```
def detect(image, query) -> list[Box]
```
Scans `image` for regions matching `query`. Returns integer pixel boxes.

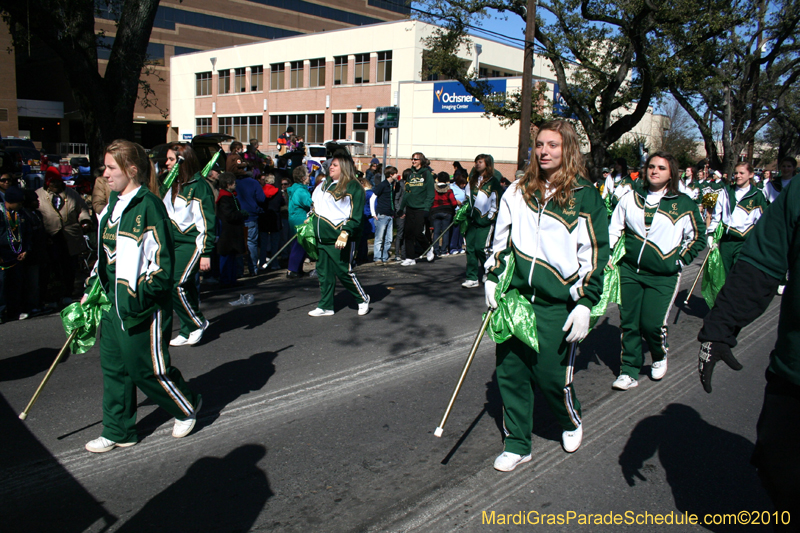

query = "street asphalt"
[0,252,780,532]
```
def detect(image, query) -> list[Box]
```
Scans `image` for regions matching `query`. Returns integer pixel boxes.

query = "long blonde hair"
[330,156,360,199]
[518,120,585,207]
[105,139,158,194]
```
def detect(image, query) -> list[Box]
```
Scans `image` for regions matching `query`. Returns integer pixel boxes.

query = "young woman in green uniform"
[609,152,706,391]
[461,154,504,289]
[307,155,370,317]
[484,120,609,471]
[707,162,768,275]
[162,144,216,347]
[84,140,201,453]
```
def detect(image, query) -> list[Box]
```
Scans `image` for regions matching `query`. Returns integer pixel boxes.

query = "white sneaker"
[426,247,435,262]
[173,397,202,438]
[85,436,136,453]
[461,279,480,289]
[562,424,583,453]
[482,274,488,283]
[358,300,370,316]
[401,259,416,266]
[185,319,210,346]
[651,358,668,380]
[170,335,189,347]
[18,313,29,320]
[493,451,532,472]
[308,308,334,317]
[778,285,785,295]
[612,374,638,390]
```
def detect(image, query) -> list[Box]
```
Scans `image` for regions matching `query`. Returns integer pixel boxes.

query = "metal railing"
[58,143,89,156]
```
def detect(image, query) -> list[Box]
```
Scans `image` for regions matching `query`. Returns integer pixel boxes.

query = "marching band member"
[484,120,609,471]
[609,152,705,391]
[462,154,504,288]
[85,140,200,453]
[707,162,768,275]
[162,144,216,347]
[307,155,370,317]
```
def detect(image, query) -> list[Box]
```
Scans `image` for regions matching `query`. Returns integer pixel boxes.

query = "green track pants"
[618,263,681,379]
[173,244,206,336]
[316,242,369,311]
[99,306,200,443]
[496,301,581,456]
[464,224,493,281]
[719,238,744,275]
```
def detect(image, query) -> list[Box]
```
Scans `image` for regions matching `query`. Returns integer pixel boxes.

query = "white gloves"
[485,279,498,309]
[562,305,591,343]
[707,235,718,250]
[335,231,349,249]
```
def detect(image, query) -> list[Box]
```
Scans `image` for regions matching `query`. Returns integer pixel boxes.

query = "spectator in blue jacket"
[235,173,265,276]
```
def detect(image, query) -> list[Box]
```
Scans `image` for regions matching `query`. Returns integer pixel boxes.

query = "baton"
[260,234,297,270]
[418,219,459,260]
[684,251,712,305]
[434,309,494,437]
[19,330,78,420]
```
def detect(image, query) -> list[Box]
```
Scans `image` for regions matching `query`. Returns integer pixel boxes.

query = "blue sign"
[182,133,193,140]
[433,80,506,113]
[553,83,579,120]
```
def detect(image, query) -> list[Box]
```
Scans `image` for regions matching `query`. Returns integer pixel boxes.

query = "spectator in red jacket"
[430,172,460,257]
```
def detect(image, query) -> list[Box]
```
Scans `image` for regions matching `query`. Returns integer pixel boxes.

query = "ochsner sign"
[433,80,507,113]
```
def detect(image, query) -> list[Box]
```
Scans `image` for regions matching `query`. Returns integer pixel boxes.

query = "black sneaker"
[286,270,303,279]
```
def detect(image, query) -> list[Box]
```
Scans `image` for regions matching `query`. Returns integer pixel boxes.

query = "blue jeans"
[259,231,282,269]
[245,220,259,273]
[431,212,453,255]
[373,215,393,262]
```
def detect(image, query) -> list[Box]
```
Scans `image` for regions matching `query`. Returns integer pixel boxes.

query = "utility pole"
[516,0,537,170]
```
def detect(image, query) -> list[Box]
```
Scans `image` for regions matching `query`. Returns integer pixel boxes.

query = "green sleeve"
[142,199,176,302]
[576,186,610,309]
[424,168,435,210]
[740,179,798,279]
[679,199,707,266]
[342,181,365,237]
[198,179,217,257]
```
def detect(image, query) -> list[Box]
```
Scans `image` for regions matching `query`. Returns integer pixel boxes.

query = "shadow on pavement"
[0,347,63,382]
[619,403,772,532]
[115,444,272,533]
[0,394,117,532]
[200,299,281,345]
[673,288,711,322]
[136,348,282,440]
[576,316,621,374]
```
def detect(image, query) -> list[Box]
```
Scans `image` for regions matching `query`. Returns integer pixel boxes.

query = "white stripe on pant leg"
[177,285,203,328]
[347,243,369,303]
[659,272,682,357]
[179,249,201,284]
[151,310,193,416]
[563,342,581,427]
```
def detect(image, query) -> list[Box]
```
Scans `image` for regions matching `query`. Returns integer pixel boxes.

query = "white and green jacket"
[465,171,504,228]
[163,172,216,257]
[311,177,365,245]
[485,179,610,309]
[609,184,706,276]
[87,187,174,330]
[707,183,768,242]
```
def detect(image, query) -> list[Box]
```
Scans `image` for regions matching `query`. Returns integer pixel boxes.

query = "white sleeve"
[603,175,614,199]
[488,191,498,220]
[607,194,627,249]
[369,192,377,217]
[488,193,511,255]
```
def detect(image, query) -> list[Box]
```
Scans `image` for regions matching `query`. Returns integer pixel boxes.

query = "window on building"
[270,114,325,144]
[270,63,285,90]
[251,65,263,91]
[220,116,263,142]
[196,72,212,96]
[374,127,389,145]
[354,54,370,84]
[290,61,304,89]
[196,117,213,135]
[332,113,347,140]
[353,112,369,131]
[234,68,247,92]
[377,51,392,82]
[218,70,231,94]
[309,58,325,87]
[333,56,348,86]
[478,67,488,78]
[491,69,500,78]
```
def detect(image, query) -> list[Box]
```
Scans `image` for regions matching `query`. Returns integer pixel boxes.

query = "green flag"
[296,217,319,261]
[590,233,626,328]
[60,279,111,355]
[159,158,183,197]
[452,202,471,233]
[701,223,726,309]
[200,151,222,178]
[484,253,540,351]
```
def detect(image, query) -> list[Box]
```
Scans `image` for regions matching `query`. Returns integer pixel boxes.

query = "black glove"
[698,342,743,393]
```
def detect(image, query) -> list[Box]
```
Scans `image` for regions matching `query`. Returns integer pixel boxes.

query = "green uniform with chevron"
[163,172,216,340]
[308,162,369,316]
[463,155,504,285]
[609,165,705,390]
[707,179,767,275]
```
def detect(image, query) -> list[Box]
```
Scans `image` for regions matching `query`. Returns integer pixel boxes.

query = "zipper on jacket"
[527,196,548,303]
[635,195,652,273]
